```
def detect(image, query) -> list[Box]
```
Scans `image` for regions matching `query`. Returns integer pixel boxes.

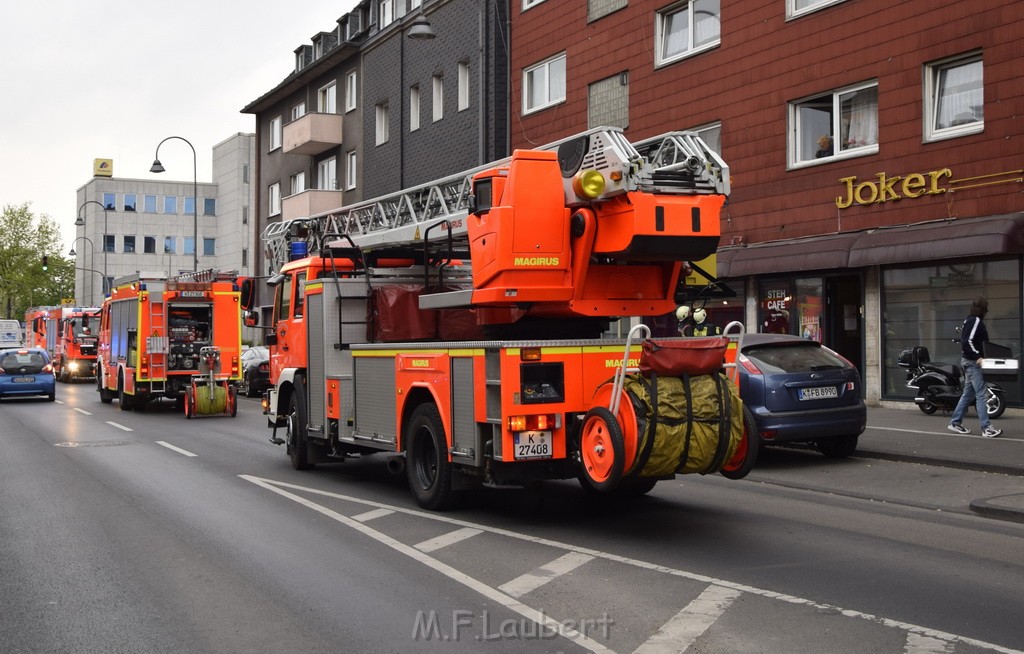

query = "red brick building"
[508,0,1024,406]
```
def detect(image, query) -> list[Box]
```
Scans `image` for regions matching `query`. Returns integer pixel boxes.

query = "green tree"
[0,203,73,320]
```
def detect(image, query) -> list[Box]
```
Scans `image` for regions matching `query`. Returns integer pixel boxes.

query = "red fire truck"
[255,128,755,509]
[24,305,101,381]
[97,270,242,411]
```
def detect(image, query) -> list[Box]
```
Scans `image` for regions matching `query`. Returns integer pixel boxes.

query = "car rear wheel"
[818,434,858,459]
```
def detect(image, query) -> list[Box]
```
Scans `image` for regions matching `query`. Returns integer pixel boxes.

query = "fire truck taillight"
[140,356,149,377]
[520,348,541,361]
[508,414,557,432]
[231,356,239,375]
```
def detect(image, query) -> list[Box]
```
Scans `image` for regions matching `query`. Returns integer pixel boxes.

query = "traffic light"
[42,255,48,271]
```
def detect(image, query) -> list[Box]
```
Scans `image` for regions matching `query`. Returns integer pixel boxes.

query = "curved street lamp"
[69,235,97,305]
[75,200,109,296]
[151,136,198,273]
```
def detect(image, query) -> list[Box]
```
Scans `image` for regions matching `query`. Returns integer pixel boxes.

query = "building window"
[924,52,983,143]
[345,71,357,112]
[102,234,114,252]
[164,237,175,254]
[587,73,629,130]
[144,236,156,254]
[124,194,137,212]
[318,81,337,114]
[319,157,337,190]
[242,248,248,268]
[290,171,306,195]
[376,103,389,145]
[655,0,720,67]
[346,150,357,189]
[291,101,306,120]
[242,206,249,225]
[789,81,878,167]
[269,116,282,151]
[184,196,195,216]
[379,0,394,28]
[242,164,249,184]
[184,237,195,256]
[432,75,444,122]
[787,0,847,19]
[203,238,215,256]
[122,235,136,253]
[523,0,548,9]
[458,62,470,111]
[204,198,216,216]
[144,195,157,213]
[103,193,116,210]
[269,183,281,216]
[689,122,722,154]
[410,85,420,132]
[523,53,566,114]
[163,196,177,214]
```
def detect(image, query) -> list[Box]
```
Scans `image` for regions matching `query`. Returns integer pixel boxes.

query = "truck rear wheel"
[406,403,459,510]
[287,382,313,470]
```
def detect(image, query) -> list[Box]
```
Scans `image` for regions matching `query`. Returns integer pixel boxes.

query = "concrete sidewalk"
[857,403,1024,522]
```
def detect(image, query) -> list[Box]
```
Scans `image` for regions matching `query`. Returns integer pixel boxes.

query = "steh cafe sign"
[836,168,951,208]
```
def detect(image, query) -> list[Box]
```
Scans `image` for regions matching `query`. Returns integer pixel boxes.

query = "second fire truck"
[255,127,756,509]
[24,305,101,381]
[97,270,242,411]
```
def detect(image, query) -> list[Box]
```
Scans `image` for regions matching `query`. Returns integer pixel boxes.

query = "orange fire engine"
[97,270,242,410]
[24,305,101,381]
[255,128,755,509]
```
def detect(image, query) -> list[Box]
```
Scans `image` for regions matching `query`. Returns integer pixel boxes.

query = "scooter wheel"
[918,401,938,415]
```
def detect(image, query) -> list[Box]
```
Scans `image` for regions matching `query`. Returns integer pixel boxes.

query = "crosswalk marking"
[905,632,955,654]
[633,584,741,654]
[498,551,595,598]
[352,508,394,522]
[414,526,481,552]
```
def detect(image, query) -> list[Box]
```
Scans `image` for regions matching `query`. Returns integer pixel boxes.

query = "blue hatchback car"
[737,334,866,458]
[0,348,56,402]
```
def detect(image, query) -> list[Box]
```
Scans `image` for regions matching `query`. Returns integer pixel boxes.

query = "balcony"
[283,112,343,156]
[282,189,344,221]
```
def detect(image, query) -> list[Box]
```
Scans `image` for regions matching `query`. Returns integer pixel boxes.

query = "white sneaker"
[982,426,1002,438]
[948,423,970,434]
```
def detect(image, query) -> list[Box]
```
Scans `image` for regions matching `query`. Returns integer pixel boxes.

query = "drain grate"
[55,440,139,448]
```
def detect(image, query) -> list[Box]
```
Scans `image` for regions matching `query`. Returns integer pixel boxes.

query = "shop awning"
[715,213,1024,276]
[848,213,1024,267]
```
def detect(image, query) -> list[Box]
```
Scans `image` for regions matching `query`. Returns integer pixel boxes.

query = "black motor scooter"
[897,346,1006,419]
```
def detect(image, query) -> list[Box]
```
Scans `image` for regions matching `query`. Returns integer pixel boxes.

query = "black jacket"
[960,315,989,359]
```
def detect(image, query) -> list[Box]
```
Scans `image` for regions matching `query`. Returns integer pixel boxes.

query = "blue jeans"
[951,359,989,429]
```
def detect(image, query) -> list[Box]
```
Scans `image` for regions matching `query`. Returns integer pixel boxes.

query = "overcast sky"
[0,0,358,249]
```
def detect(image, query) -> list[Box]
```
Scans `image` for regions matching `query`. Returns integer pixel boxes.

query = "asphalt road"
[1,383,1022,654]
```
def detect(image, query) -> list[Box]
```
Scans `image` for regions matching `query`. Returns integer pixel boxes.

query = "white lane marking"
[905,632,956,654]
[498,551,594,598]
[352,508,394,523]
[73,407,92,415]
[155,441,198,458]
[415,526,482,553]
[865,425,1024,443]
[240,475,1024,654]
[106,421,133,432]
[240,475,614,654]
[633,584,741,654]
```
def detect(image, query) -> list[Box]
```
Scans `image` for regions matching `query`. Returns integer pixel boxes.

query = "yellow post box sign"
[93,159,113,177]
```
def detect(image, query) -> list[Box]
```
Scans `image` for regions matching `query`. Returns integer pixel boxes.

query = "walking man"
[949,297,1002,437]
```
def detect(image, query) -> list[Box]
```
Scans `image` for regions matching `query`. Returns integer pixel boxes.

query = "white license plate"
[799,386,838,400]
[12,376,34,383]
[513,431,552,460]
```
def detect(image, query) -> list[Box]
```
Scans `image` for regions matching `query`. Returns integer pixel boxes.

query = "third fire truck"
[25,305,101,381]
[97,270,242,411]
[256,127,756,509]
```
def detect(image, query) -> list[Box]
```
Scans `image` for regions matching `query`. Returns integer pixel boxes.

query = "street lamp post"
[75,200,109,297]
[69,235,97,305]
[151,136,198,273]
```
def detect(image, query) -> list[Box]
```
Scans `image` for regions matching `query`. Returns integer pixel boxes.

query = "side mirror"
[240,278,256,311]
[264,333,278,347]
[243,310,258,328]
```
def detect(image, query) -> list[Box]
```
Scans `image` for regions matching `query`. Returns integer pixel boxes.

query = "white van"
[0,319,24,349]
